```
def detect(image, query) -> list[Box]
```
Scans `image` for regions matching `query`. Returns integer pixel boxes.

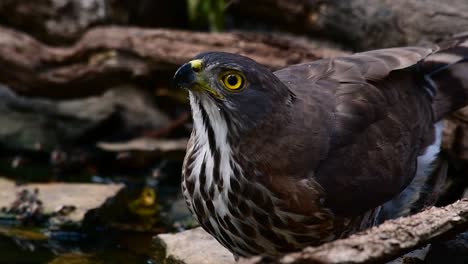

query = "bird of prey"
[173,35,468,257]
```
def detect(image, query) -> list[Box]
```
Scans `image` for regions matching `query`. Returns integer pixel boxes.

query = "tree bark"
[0,0,189,45]
[230,0,468,50]
[241,199,468,264]
[0,25,345,99]
[4,1,468,53]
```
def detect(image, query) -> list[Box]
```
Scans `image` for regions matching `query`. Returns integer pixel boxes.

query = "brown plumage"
[173,34,468,257]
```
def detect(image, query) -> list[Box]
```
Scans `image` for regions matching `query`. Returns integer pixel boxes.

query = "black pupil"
[227,75,239,86]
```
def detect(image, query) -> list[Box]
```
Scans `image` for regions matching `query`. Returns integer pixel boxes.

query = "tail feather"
[419,34,468,120]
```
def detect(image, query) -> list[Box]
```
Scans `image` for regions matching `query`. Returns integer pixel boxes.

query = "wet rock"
[27,182,124,223]
[2,188,45,225]
[0,178,16,208]
[165,198,198,230]
[0,84,169,152]
[154,227,235,264]
[0,177,124,224]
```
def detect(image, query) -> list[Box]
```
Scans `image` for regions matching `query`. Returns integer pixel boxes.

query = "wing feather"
[274,47,436,215]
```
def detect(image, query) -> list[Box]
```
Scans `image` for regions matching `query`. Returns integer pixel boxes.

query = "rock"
[154,227,235,264]
[0,177,124,224]
[97,138,188,153]
[165,198,198,230]
[0,84,169,152]
[27,183,124,223]
[0,178,16,208]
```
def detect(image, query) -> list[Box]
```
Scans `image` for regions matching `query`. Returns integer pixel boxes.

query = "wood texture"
[0,0,188,44]
[230,0,468,50]
[0,25,345,99]
[241,199,468,264]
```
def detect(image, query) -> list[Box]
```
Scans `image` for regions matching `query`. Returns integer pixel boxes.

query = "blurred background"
[1,0,468,263]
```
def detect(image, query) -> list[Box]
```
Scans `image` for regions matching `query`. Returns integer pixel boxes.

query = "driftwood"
[230,0,468,50]
[0,25,346,99]
[4,0,468,51]
[241,199,468,264]
[0,0,188,45]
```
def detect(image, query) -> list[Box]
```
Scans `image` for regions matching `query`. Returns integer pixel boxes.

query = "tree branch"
[0,25,346,99]
[241,199,468,264]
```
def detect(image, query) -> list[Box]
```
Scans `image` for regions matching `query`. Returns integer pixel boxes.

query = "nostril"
[190,59,203,73]
[192,64,201,72]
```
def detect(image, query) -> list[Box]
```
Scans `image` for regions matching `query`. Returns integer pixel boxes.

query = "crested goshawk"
[173,35,468,257]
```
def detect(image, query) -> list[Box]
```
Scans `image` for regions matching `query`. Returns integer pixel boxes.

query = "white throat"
[188,93,236,215]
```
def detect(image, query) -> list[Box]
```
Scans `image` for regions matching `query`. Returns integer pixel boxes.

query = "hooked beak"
[172,59,224,99]
[173,61,196,90]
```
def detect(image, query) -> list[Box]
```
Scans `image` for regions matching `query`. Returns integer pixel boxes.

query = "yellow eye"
[222,73,244,90]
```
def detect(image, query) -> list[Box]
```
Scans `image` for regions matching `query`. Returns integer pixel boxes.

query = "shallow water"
[0,229,159,264]
[0,154,194,264]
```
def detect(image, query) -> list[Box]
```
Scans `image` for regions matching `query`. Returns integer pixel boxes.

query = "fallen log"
[0,0,188,45]
[241,199,468,264]
[0,25,346,99]
[230,0,468,50]
[3,1,468,58]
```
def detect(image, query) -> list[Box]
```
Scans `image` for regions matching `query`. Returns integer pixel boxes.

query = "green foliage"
[187,0,225,31]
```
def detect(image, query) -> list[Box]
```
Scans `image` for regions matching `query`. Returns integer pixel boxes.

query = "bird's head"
[173,52,292,131]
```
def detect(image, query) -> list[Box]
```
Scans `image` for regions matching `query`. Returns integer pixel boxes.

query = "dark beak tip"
[173,63,195,89]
